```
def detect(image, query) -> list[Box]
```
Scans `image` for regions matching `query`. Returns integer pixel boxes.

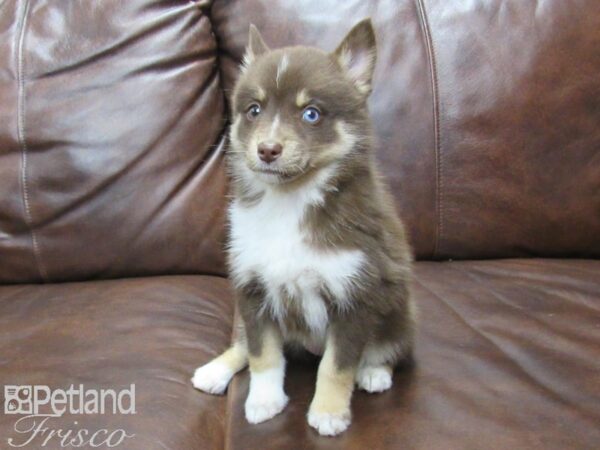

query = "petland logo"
[4,385,136,448]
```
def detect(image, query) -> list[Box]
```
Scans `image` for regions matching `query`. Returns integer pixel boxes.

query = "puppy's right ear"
[242,24,270,71]
[333,19,377,96]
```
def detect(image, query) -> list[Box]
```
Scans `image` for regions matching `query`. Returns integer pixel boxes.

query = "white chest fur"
[228,173,365,338]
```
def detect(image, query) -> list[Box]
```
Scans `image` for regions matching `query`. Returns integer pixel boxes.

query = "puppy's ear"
[242,24,270,71]
[333,19,377,96]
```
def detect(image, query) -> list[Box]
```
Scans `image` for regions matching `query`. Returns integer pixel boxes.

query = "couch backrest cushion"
[212,0,600,260]
[0,1,228,283]
[2,1,598,285]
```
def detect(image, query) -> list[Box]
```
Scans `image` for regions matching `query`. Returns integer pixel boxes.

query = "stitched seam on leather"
[206,1,246,186]
[16,0,48,282]
[206,0,232,143]
[415,0,443,259]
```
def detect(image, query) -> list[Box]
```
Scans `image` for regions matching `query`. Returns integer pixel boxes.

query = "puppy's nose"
[257,141,283,163]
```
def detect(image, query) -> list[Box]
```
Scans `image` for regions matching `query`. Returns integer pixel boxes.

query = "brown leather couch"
[1,1,598,449]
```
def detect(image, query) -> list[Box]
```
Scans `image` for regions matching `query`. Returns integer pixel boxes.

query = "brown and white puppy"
[192,19,415,436]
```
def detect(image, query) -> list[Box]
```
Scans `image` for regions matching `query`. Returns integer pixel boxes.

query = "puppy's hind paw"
[191,361,233,395]
[307,409,351,436]
[356,365,393,393]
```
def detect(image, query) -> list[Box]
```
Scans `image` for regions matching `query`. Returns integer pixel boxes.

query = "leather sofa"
[1,1,598,449]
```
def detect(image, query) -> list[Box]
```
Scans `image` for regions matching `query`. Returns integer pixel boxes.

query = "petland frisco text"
[4,384,136,448]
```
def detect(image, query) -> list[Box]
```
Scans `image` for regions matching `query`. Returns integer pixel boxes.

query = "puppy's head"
[229,19,377,186]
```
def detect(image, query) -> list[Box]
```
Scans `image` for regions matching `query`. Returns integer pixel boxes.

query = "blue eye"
[302,107,321,124]
[246,103,261,120]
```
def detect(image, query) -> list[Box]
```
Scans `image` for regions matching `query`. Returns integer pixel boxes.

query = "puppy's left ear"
[242,24,270,71]
[333,19,377,96]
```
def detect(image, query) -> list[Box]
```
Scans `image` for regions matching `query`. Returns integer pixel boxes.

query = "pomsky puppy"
[192,18,415,436]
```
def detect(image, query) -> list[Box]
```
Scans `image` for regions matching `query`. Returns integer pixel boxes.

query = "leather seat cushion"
[0,275,233,449]
[2,261,598,449]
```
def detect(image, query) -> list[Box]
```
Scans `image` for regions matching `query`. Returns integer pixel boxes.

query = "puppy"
[192,19,415,437]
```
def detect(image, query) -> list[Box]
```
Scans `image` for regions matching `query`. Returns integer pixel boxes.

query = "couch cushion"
[211,0,600,260]
[224,259,600,450]
[0,275,233,450]
[0,1,228,283]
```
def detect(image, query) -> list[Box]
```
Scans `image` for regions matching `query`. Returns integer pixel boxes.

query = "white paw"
[245,389,289,424]
[356,366,392,393]
[307,409,351,436]
[191,360,233,395]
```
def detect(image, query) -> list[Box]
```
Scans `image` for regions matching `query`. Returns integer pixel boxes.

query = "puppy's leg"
[357,283,415,393]
[244,323,288,423]
[307,321,366,436]
[192,341,248,395]
[228,281,289,423]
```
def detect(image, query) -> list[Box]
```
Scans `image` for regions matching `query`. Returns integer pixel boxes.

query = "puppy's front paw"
[191,361,233,395]
[356,366,392,393]
[307,409,351,436]
[245,388,289,424]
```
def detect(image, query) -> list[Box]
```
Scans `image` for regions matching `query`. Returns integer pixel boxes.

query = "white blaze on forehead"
[276,53,289,89]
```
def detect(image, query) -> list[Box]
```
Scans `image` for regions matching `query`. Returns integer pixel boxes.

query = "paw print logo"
[4,386,33,414]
